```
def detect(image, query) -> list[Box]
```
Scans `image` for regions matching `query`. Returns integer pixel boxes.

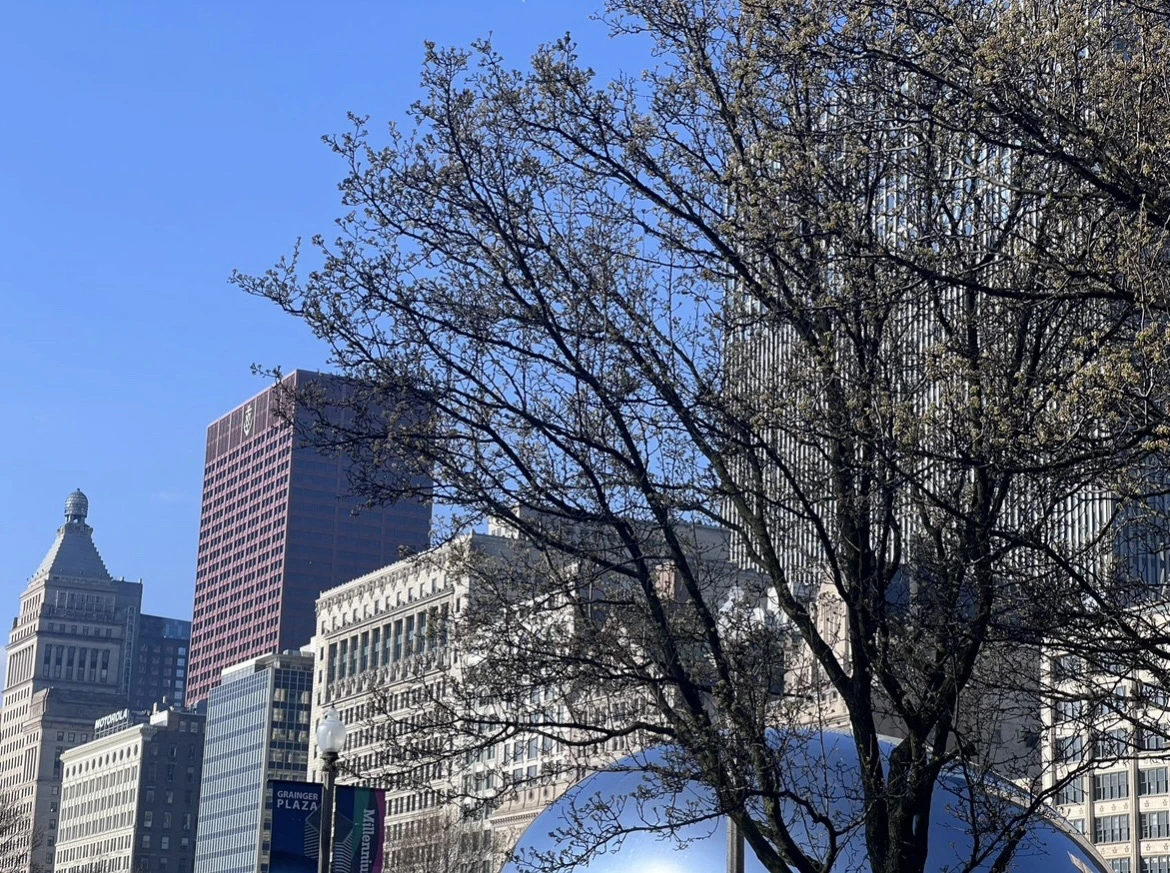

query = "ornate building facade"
[0,492,191,873]
[0,491,144,873]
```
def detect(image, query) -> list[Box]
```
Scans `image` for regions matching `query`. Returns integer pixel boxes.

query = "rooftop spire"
[31,490,111,582]
[64,489,89,525]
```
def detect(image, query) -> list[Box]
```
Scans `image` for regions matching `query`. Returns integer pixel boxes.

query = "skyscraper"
[186,370,431,706]
[194,650,313,873]
[0,492,141,873]
[131,614,191,711]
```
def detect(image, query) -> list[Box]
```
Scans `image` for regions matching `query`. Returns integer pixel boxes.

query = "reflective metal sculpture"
[503,732,1107,873]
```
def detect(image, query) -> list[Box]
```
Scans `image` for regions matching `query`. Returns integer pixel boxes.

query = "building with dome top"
[0,491,191,873]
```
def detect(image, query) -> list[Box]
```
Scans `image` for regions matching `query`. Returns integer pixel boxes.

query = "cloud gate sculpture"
[502,731,1107,873]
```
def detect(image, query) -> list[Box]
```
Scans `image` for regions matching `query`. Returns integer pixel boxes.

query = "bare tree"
[238,2,1170,872]
[384,809,494,873]
[0,799,47,873]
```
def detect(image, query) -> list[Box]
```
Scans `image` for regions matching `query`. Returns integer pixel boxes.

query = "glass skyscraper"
[186,370,431,706]
[194,650,314,873]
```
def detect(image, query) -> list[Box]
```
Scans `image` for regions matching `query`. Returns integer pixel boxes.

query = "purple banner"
[333,785,386,873]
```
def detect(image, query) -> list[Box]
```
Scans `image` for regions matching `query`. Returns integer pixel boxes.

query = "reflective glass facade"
[187,370,430,705]
[194,651,314,873]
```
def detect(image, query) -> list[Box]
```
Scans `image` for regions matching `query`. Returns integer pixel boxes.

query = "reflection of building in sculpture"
[1041,627,1170,873]
[501,732,1110,873]
[194,649,314,873]
[54,707,205,873]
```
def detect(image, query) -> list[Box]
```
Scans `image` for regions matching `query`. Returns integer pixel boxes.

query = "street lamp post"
[316,706,348,873]
[727,817,745,873]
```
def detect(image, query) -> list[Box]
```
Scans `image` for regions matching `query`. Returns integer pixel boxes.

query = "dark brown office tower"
[186,371,431,706]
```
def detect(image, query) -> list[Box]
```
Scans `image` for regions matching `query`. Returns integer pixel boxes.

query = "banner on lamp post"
[332,785,387,873]
[269,780,324,873]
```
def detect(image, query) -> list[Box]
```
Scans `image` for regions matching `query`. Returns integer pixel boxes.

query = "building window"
[1144,811,1170,840]
[142,835,151,849]
[1093,772,1129,801]
[1140,768,1168,796]
[1143,858,1170,873]
[1144,731,1168,751]
[1094,814,1130,844]
[143,811,153,828]
[1055,778,1085,806]
[1110,859,1131,873]
[1094,729,1129,760]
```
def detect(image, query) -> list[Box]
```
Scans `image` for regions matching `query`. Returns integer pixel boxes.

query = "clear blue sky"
[0,1,639,620]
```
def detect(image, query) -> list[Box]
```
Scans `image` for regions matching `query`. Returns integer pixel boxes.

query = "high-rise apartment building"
[187,370,431,706]
[55,707,205,873]
[193,649,314,873]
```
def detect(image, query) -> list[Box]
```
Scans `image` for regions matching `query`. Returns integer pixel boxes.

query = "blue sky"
[0,1,639,619]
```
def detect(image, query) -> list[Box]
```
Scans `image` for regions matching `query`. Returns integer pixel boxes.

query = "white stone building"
[310,531,548,870]
[1042,622,1170,873]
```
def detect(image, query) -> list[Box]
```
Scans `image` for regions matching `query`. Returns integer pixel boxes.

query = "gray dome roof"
[504,731,1108,873]
[65,489,89,524]
[31,490,111,582]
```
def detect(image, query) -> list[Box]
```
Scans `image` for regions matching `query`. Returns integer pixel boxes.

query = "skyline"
[0,1,635,621]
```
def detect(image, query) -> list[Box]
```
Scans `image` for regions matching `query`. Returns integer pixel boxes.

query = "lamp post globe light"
[316,706,347,873]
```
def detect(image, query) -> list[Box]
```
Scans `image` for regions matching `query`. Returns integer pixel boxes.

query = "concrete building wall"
[310,532,628,872]
[1042,633,1170,873]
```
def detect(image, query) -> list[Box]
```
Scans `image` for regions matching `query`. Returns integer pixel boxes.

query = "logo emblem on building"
[243,404,254,437]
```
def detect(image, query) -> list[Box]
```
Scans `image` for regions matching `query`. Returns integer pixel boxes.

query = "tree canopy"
[238,2,1170,872]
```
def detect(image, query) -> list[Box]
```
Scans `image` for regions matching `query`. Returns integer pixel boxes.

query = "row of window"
[1058,769,1170,805]
[1093,812,1170,843]
[325,605,449,684]
[1112,858,1170,873]
[1056,730,1168,764]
